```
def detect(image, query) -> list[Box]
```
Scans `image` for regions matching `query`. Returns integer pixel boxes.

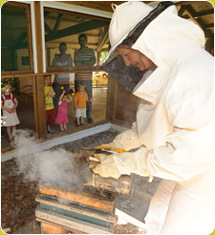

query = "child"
[55,89,72,131]
[44,75,55,134]
[1,84,20,144]
[73,81,89,126]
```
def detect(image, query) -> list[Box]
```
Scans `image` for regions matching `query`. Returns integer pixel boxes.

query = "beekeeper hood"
[102,1,205,94]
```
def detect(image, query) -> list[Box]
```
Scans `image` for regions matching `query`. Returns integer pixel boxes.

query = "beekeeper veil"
[102,1,204,93]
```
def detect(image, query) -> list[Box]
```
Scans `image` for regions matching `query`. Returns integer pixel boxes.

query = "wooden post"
[33,75,46,138]
[34,2,46,138]
[96,51,101,66]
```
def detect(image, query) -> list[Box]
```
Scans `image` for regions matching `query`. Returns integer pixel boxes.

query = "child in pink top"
[55,89,72,131]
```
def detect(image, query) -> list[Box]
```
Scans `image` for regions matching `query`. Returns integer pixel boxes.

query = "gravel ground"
[1,159,39,234]
[1,128,160,234]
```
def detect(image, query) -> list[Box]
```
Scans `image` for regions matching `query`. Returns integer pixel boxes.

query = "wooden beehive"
[35,184,116,234]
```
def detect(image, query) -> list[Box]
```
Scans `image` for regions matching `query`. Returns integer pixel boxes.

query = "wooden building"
[1,1,214,152]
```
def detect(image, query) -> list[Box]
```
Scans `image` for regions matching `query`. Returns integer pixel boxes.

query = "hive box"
[35,184,116,234]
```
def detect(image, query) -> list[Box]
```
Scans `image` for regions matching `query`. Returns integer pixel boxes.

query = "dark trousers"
[52,82,69,110]
[86,101,92,119]
[75,79,92,119]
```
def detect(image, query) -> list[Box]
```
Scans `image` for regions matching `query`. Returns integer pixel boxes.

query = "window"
[43,7,110,133]
[1,2,32,72]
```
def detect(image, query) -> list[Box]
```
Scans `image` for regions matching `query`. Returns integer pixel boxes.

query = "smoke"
[14,129,92,190]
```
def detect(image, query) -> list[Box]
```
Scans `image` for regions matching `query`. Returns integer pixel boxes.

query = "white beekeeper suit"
[93,2,215,235]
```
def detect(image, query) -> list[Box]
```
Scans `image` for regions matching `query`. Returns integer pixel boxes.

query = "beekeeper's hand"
[92,153,121,179]
[95,129,143,152]
[92,147,150,179]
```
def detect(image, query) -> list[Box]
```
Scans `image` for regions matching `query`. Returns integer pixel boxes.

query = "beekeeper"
[93,2,214,235]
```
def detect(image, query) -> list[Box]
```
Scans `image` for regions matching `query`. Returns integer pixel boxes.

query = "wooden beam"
[205,23,214,30]
[45,7,111,22]
[45,19,109,42]
[194,9,214,18]
[47,65,103,73]
[26,3,34,72]
[1,66,104,78]
[176,1,205,6]
[178,5,187,16]
[34,2,43,73]
[33,75,46,139]
[97,26,109,52]
[46,41,98,47]
[54,14,63,31]
[97,51,101,65]
[185,5,213,40]
[60,1,126,13]
[45,22,53,34]
[184,6,203,29]
[17,41,99,50]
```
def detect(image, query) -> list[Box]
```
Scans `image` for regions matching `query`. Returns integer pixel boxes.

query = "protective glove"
[95,129,143,152]
[92,147,151,179]
[92,154,121,179]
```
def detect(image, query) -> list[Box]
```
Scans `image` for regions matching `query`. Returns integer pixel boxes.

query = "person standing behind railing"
[74,81,89,127]
[74,34,96,123]
[55,89,72,132]
[52,42,73,110]
[44,75,55,134]
[1,84,20,145]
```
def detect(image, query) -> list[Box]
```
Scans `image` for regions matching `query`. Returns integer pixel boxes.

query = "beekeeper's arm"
[93,72,213,181]
[93,124,213,181]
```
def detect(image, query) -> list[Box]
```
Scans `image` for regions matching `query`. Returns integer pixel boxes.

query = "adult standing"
[74,34,96,123]
[52,42,73,110]
[92,2,214,235]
